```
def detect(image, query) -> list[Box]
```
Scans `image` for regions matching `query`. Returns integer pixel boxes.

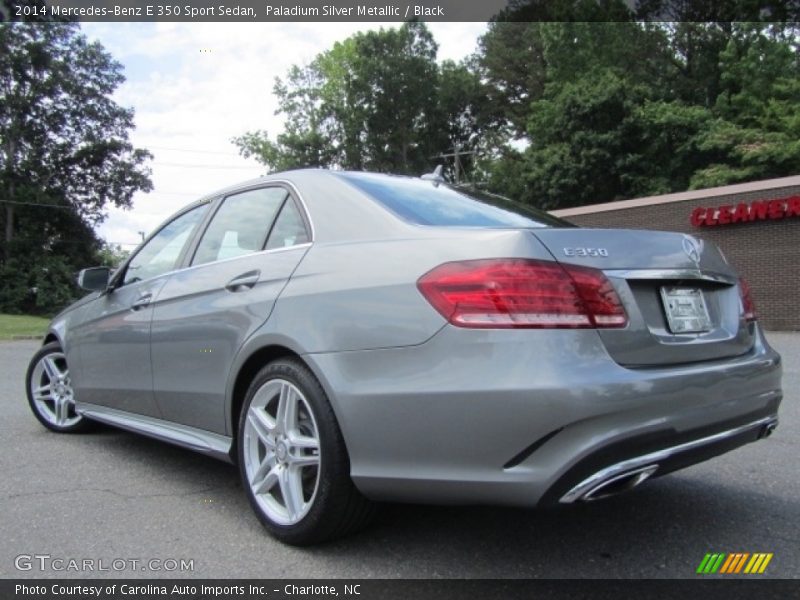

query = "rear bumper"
[553,413,778,505]
[305,324,782,506]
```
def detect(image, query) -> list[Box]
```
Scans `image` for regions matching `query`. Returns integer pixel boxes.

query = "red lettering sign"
[732,203,749,223]
[788,196,800,217]
[690,196,800,227]
[749,201,769,221]
[690,207,706,227]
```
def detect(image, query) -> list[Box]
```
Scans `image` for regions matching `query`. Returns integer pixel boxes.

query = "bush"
[0,253,82,316]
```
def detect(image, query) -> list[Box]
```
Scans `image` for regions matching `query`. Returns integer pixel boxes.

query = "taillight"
[416,258,627,329]
[739,277,757,321]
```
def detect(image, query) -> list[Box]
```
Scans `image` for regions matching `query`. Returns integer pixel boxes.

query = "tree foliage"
[0,20,152,314]
[0,191,100,314]
[478,21,800,209]
[234,22,486,177]
[241,18,800,212]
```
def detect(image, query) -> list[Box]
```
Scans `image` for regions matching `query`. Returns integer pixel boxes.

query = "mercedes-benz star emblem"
[682,236,702,264]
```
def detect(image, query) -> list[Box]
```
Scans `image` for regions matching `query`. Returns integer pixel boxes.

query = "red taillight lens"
[739,277,757,321]
[417,258,627,329]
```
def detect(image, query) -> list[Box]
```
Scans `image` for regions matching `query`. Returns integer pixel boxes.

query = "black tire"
[26,342,92,433]
[237,358,375,545]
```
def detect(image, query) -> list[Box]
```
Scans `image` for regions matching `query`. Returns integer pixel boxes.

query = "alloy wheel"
[242,378,321,526]
[29,351,82,428]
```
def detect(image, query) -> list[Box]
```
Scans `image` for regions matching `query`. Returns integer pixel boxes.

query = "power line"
[145,191,205,197]
[432,144,477,184]
[2,192,211,207]
[148,145,241,156]
[0,200,76,209]
[154,161,261,170]
[12,238,142,247]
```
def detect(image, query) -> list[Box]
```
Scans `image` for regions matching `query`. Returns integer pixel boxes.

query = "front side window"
[192,187,287,266]
[122,204,207,286]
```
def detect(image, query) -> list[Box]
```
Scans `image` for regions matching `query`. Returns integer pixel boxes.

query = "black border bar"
[3,579,800,600]
[3,0,800,23]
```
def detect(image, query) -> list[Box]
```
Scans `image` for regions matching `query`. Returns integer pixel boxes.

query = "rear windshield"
[338,172,572,228]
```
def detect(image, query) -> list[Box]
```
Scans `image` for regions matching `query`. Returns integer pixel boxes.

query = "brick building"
[550,175,800,331]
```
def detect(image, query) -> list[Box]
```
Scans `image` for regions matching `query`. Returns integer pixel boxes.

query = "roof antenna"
[421,164,445,186]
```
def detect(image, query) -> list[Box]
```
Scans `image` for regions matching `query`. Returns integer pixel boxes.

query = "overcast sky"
[80,22,488,248]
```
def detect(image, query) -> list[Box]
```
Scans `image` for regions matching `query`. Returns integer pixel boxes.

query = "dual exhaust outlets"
[559,415,779,504]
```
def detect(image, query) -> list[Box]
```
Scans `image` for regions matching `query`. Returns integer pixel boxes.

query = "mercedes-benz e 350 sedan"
[26,170,782,545]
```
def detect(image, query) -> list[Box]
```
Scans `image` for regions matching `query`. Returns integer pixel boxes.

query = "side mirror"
[77,267,111,292]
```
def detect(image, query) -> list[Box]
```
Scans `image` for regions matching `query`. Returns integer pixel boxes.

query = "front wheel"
[26,342,91,433]
[238,358,374,545]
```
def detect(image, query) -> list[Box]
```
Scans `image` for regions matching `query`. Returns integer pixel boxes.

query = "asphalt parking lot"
[1,334,797,579]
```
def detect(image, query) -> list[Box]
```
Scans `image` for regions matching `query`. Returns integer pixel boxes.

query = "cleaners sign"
[691,196,800,227]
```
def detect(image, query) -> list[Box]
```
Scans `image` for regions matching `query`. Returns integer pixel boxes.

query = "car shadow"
[78,427,796,578]
[316,479,796,577]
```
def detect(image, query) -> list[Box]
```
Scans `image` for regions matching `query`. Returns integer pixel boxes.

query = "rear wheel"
[26,342,90,433]
[238,358,374,545]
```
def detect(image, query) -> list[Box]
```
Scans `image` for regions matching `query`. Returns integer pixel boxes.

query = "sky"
[80,22,488,248]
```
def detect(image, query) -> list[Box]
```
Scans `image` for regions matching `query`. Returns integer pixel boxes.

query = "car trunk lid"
[531,228,754,367]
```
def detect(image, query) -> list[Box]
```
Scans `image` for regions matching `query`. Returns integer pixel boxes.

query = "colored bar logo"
[697,552,773,574]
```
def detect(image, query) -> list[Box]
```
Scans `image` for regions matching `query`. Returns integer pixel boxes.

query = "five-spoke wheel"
[26,342,89,433]
[238,358,374,545]
[243,378,322,525]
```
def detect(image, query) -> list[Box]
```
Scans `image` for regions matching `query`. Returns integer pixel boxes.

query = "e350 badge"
[563,247,609,257]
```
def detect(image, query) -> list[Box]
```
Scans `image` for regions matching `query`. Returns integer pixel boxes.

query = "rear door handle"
[225,270,260,292]
[131,293,152,311]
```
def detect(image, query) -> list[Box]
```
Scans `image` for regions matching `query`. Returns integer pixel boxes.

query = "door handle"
[225,270,260,292]
[131,293,152,311]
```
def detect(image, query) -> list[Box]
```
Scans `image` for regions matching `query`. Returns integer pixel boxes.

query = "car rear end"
[509,228,781,504]
[301,173,782,506]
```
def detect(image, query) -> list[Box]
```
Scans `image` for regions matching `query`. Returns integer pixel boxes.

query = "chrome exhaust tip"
[580,464,659,502]
[558,416,779,505]
[760,421,778,439]
[560,464,659,503]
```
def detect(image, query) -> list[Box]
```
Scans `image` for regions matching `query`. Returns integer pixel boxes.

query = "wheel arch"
[228,344,300,442]
[226,342,357,469]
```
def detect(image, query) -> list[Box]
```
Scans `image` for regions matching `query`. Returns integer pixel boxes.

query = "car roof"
[183,169,409,243]
[196,169,341,200]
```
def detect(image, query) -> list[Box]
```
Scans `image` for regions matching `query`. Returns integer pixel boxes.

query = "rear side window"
[192,187,287,266]
[266,198,310,250]
[338,172,572,228]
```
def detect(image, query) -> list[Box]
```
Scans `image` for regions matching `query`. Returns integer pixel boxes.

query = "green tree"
[0,188,100,314]
[0,22,152,248]
[512,70,654,208]
[95,241,130,269]
[474,22,547,141]
[234,22,485,178]
[475,3,643,141]
[477,20,800,208]
[0,21,152,313]
[689,23,800,187]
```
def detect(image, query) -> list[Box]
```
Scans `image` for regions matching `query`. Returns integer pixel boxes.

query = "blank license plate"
[660,287,712,334]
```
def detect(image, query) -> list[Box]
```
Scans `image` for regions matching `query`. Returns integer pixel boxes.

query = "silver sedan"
[26,170,782,545]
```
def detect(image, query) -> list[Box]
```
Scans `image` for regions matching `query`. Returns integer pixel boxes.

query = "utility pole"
[432,143,476,184]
